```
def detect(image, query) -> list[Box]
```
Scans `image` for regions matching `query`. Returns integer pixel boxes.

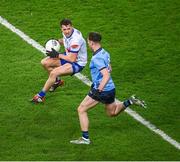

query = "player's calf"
[49,80,64,92]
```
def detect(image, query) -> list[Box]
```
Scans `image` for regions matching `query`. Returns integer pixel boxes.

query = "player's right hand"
[46,48,60,58]
[92,88,101,99]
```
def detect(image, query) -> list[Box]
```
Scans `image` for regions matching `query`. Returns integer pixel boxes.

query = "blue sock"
[123,99,132,108]
[82,131,89,139]
[38,91,46,97]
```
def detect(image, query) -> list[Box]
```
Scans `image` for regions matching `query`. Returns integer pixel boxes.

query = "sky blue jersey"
[90,48,115,91]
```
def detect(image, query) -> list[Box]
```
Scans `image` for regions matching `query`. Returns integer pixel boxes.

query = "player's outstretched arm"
[59,52,77,62]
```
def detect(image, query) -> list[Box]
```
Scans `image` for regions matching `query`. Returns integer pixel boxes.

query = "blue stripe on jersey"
[99,67,106,71]
[68,50,79,53]
[93,47,102,55]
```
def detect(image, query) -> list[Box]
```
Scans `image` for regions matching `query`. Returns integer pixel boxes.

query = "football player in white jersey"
[31,19,87,103]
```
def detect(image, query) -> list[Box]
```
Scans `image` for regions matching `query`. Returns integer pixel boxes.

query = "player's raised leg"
[31,63,72,103]
[41,57,60,73]
[43,63,72,92]
[41,57,64,92]
[105,96,146,117]
[105,100,125,117]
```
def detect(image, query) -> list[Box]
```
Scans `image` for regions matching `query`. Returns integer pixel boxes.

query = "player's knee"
[50,70,58,79]
[106,110,116,117]
[41,59,48,67]
[77,105,86,114]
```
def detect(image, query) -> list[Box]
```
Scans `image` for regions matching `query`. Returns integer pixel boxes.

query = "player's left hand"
[46,48,60,58]
[92,88,101,99]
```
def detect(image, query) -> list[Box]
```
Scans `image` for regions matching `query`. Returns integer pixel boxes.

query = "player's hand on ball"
[46,48,60,58]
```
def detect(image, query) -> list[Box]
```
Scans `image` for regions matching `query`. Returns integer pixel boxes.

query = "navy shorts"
[88,87,115,104]
[60,59,84,75]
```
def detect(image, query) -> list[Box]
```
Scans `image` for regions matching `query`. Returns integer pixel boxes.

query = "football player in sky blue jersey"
[70,32,146,145]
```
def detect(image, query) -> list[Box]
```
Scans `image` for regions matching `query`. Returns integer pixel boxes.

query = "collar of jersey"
[65,28,74,39]
[93,47,102,55]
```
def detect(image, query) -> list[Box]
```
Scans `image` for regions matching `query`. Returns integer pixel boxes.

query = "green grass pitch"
[0,0,180,160]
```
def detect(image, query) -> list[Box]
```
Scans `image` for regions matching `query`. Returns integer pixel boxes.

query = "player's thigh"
[105,102,116,114]
[51,63,73,76]
[41,57,61,67]
[79,95,99,112]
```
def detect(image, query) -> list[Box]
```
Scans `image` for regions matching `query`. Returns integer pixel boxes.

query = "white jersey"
[63,28,87,67]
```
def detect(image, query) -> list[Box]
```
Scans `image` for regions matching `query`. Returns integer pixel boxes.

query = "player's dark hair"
[60,19,72,26]
[88,32,102,42]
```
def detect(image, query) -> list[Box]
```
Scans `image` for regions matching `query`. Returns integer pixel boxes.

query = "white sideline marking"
[1,15,180,150]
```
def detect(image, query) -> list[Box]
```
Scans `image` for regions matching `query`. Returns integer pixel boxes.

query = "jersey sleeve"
[69,37,81,53]
[93,57,107,71]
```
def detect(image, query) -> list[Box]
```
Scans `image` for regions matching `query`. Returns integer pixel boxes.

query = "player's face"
[61,24,73,37]
[87,39,93,50]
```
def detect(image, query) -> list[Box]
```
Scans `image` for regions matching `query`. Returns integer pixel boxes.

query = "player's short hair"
[60,19,72,26]
[88,32,102,42]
